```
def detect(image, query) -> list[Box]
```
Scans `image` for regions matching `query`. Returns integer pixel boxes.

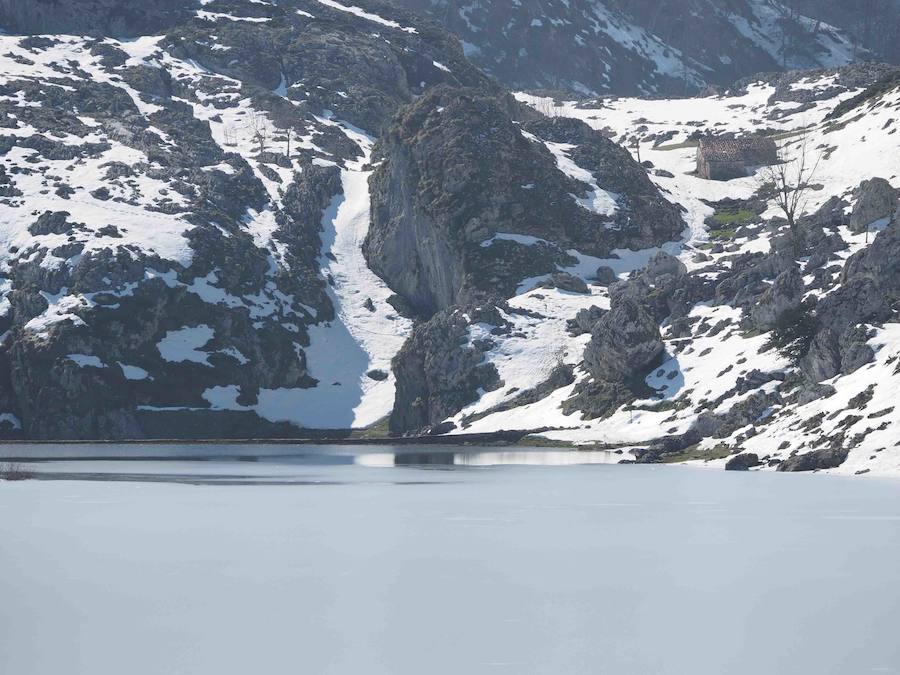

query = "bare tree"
[223,124,238,147]
[247,112,270,156]
[534,96,558,118]
[757,132,822,255]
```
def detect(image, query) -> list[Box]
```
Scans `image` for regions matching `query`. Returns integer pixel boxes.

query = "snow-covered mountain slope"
[0,0,489,438]
[394,0,884,96]
[432,64,900,476]
[3,0,900,478]
[0,0,681,440]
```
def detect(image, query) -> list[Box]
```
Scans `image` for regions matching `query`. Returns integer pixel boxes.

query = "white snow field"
[2,452,900,675]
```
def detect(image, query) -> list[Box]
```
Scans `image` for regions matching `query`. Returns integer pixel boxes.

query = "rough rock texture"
[778,447,849,472]
[725,453,761,471]
[0,0,195,36]
[390,306,501,434]
[365,87,682,316]
[848,177,898,233]
[584,298,663,383]
[799,220,900,383]
[0,0,506,439]
[750,266,805,332]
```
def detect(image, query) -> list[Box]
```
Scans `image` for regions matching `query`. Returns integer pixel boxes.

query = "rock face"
[726,453,761,471]
[365,88,682,316]
[800,219,900,382]
[390,306,501,434]
[849,178,898,233]
[0,0,504,439]
[2,0,895,465]
[584,298,663,383]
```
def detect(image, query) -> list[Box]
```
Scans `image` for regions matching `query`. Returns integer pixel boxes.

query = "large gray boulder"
[778,447,849,472]
[643,251,687,286]
[849,178,897,233]
[726,453,761,471]
[750,266,805,332]
[584,298,663,383]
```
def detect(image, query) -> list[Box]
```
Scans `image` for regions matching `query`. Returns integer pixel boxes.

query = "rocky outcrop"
[799,220,900,382]
[390,306,501,434]
[726,453,761,471]
[777,447,849,472]
[848,177,898,233]
[583,298,663,383]
[521,118,685,249]
[392,0,890,97]
[567,306,605,337]
[750,266,805,332]
[0,0,508,439]
[365,87,681,316]
[841,220,900,304]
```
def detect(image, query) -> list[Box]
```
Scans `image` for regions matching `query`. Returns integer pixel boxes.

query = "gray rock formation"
[365,87,682,316]
[778,447,849,472]
[390,306,501,434]
[726,453,761,471]
[584,298,663,383]
[848,177,898,233]
[391,0,895,97]
[567,306,606,337]
[750,266,805,332]
[0,0,509,439]
[0,0,194,36]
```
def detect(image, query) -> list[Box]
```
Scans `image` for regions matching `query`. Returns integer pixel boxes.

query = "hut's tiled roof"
[699,137,777,162]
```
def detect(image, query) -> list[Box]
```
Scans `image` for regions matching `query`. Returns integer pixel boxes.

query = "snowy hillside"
[2,0,900,477]
[466,65,900,476]
[393,0,874,96]
[0,0,495,438]
[0,0,682,440]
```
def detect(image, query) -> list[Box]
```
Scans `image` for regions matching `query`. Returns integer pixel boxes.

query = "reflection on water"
[3,445,627,485]
[356,449,624,468]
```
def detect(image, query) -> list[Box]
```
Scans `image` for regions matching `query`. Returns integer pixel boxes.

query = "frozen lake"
[1,444,900,675]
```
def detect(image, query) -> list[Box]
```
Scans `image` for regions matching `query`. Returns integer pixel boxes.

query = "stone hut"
[696,137,778,181]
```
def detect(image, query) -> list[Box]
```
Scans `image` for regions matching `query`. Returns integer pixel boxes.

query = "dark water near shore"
[1,445,899,675]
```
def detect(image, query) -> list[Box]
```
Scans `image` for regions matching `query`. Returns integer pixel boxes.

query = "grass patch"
[661,443,732,464]
[351,415,392,439]
[517,435,577,448]
[708,227,737,241]
[712,209,756,225]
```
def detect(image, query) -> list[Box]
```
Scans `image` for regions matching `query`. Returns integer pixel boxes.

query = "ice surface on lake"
[1,446,899,675]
